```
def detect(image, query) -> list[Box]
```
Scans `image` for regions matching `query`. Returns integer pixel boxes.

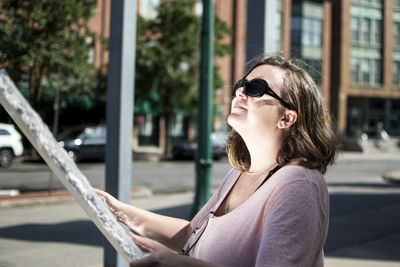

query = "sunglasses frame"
[180,211,213,256]
[233,78,293,109]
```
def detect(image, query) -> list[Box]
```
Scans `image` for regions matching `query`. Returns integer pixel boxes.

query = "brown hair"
[227,55,337,174]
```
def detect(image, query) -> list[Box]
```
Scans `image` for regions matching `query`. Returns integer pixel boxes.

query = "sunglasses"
[232,78,293,109]
[180,211,213,256]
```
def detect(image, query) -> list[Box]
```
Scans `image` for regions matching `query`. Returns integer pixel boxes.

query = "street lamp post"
[193,0,215,215]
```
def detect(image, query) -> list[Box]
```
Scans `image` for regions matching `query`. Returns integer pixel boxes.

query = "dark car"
[172,131,229,160]
[58,125,106,162]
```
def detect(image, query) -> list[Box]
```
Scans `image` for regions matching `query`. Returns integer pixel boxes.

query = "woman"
[96,55,337,267]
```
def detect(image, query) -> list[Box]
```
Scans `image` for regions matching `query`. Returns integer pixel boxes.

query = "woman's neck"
[243,134,281,173]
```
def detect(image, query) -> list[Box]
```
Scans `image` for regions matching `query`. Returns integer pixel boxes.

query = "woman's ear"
[278,110,297,129]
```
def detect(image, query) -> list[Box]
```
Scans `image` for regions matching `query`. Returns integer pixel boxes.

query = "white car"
[0,123,24,167]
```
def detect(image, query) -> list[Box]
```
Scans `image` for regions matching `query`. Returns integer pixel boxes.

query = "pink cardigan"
[189,165,329,267]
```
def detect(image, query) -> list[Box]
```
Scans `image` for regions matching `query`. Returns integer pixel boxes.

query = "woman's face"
[227,64,286,135]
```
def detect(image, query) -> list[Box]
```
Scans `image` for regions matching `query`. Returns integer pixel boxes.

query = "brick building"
[87,0,400,158]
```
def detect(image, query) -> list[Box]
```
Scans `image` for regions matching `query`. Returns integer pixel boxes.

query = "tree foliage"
[0,0,98,109]
[135,0,231,116]
[133,0,231,155]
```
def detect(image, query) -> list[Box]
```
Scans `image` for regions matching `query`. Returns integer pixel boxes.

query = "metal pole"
[104,1,136,266]
[193,0,214,215]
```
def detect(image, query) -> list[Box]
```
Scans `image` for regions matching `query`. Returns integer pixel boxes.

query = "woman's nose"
[235,87,247,99]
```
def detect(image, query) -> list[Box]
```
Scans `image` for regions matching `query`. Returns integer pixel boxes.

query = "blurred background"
[0,0,399,162]
[0,1,400,267]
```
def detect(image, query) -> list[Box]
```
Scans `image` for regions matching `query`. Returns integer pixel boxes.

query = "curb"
[0,186,153,208]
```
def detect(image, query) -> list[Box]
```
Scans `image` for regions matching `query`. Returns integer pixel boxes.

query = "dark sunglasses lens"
[245,79,265,97]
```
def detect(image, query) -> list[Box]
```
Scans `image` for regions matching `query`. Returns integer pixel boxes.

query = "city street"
[1,152,400,194]
[2,0,400,266]
[0,151,400,266]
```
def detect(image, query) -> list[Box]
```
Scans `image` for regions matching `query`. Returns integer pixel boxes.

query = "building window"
[170,114,185,137]
[352,0,382,7]
[351,58,358,84]
[276,0,283,51]
[361,59,370,84]
[302,17,322,47]
[394,60,400,87]
[361,18,371,44]
[394,22,400,50]
[304,59,322,85]
[290,2,323,84]
[139,114,154,137]
[137,114,160,146]
[351,3,383,48]
[369,0,382,7]
[351,57,382,86]
[351,17,360,43]
[291,16,302,47]
[371,19,382,45]
[372,59,381,85]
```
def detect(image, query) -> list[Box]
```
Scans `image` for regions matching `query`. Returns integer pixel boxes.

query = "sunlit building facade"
[249,0,400,140]
[331,0,400,140]
[87,0,400,158]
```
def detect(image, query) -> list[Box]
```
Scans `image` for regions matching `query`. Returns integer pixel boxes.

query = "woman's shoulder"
[215,168,241,197]
[277,164,324,179]
[265,165,329,212]
[222,168,241,184]
[271,164,327,190]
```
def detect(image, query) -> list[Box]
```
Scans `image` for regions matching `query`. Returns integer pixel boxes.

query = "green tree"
[0,0,98,111]
[135,0,231,156]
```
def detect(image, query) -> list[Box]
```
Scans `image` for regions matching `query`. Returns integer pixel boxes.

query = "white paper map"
[0,70,147,262]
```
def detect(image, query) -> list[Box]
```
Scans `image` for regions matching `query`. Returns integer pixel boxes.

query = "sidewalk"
[339,149,400,186]
[1,150,400,266]
[0,192,193,267]
[1,189,400,267]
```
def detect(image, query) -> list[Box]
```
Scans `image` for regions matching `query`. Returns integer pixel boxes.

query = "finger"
[129,232,160,252]
[93,188,106,195]
[96,193,111,207]
[94,189,116,207]
[94,189,108,200]
[130,232,153,251]
[94,188,112,199]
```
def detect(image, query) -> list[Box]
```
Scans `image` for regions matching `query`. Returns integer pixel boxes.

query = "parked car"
[172,131,229,160]
[58,125,106,162]
[0,123,24,167]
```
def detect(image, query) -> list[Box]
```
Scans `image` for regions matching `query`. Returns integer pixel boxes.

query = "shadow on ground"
[0,192,399,263]
[0,204,192,248]
[0,220,102,247]
[325,193,400,262]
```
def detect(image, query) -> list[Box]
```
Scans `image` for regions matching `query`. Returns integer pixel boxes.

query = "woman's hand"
[130,248,181,267]
[129,233,182,267]
[129,233,221,267]
[95,188,192,252]
[95,188,131,227]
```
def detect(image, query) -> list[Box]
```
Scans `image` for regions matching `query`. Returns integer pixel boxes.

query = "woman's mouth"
[234,104,247,110]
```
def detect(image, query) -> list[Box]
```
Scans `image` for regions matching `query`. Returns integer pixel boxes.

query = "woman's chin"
[227,114,244,130]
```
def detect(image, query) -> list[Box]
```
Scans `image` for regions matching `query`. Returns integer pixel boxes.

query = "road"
[0,158,230,193]
[0,152,400,266]
[1,152,400,194]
